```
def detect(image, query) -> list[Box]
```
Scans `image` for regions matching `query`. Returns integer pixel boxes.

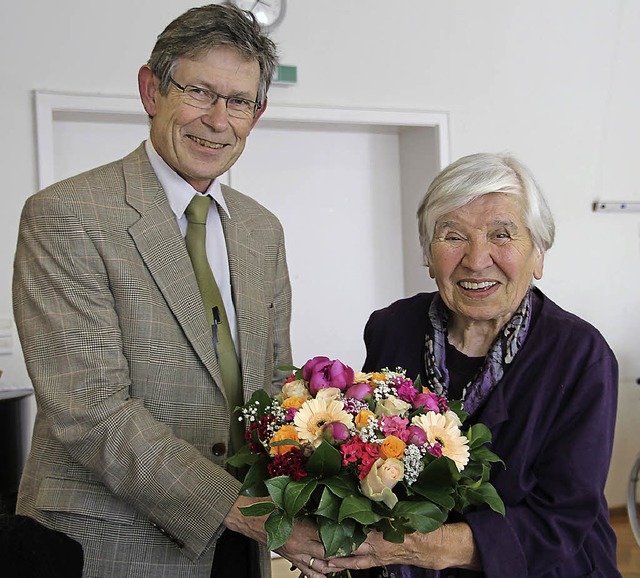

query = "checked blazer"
[12,143,292,577]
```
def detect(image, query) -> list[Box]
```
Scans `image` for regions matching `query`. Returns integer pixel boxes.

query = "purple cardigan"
[362,288,620,578]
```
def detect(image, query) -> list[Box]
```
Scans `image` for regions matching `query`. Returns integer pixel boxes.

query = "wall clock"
[227,0,286,32]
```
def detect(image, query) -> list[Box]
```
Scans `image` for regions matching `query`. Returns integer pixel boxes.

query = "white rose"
[281,379,310,400]
[376,396,411,417]
[315,387,342,401]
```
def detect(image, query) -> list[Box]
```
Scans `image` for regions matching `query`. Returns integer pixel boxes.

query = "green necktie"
[184,195,244,458]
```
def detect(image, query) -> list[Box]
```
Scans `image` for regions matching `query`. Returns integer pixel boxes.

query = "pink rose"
[302,356,355,396]
[360,458,404,509]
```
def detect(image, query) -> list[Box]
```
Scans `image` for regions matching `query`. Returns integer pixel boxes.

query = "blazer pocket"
[36,476,137,526]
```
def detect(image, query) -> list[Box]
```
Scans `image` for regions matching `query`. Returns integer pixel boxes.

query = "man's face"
[139,45,263,192]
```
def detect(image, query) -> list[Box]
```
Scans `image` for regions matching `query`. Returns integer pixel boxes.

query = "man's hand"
[224,496,330,577]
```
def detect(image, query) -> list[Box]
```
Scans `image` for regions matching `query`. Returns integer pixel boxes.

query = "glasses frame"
[168,77,262,119]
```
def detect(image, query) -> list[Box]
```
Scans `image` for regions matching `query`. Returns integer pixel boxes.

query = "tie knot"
[185,195,212,225]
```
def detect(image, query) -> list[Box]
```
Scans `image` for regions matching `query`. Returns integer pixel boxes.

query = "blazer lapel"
[123,146,225,391]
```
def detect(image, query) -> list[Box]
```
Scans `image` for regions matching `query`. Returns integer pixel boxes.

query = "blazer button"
[212,443,227,456]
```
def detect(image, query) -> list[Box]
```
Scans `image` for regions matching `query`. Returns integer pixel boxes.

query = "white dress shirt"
[145,139,239,352]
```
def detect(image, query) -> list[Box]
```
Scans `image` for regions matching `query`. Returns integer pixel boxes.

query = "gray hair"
[148,4,278,106]
[417,153,555,263]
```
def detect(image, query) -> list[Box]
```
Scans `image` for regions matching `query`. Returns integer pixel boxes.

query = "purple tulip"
[323,421,351,444]
[406,425,427,446]
[302,356,355,396]
[413,392,441,412]
[345,382,373,401]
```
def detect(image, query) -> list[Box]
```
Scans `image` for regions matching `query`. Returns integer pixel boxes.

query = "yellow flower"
[379,435,406,460]
[269,425,300,456]
[412,412,470,471]
[282,396,306,410]
[294,397,354,447]
[354,409,376,430]
[369,372,387,389]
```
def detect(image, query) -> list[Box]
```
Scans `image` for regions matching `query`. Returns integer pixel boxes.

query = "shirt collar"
[144,139,230,219]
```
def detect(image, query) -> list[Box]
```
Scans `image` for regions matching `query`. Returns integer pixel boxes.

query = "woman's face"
[428,192,544,329]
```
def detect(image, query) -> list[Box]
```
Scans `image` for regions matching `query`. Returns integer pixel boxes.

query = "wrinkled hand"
[276,518,331,578]
[224,496,330,577]
[326,523,480,572]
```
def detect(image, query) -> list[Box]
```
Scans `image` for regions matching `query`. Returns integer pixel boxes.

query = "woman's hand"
[326,522,481,572]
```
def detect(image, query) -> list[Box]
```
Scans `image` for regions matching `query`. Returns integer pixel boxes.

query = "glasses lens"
[184,87,213,109]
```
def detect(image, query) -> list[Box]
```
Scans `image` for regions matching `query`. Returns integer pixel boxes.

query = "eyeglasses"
[169,77,262,119]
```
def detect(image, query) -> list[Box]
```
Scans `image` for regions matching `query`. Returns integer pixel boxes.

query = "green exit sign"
[273,65,297,85]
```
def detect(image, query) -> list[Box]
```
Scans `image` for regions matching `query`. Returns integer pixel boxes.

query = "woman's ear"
[138,65,159,118]
[533,251,545,280]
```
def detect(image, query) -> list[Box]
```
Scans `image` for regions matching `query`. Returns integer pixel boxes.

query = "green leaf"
[318,517,349,557]
[378,517,408,544]
[321,474,359,498]
[393,500,447,533]
[448,399,469,423]
[466,423,492,449]
[305,440,343,478]
[469,444,504,466]
[338,494,383,525]
[283,478,318,517]
[411,457,459,509]
[270,438,303,449]
[239,456,270,497]
[239,501,276,517]
[244,389,274,418]
[226,444,258,467]
[264,509,294,551]
[318,517,368,557]
[460,483,505,516]
[276,364,299,373]
[265,476,292,508]
[315,487,341,520]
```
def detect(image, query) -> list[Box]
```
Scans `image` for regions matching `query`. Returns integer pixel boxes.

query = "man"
[12,5,326,577]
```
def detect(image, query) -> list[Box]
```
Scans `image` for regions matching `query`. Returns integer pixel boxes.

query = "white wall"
[2,0,639,506]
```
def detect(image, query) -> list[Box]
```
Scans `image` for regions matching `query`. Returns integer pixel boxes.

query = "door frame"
[34,90,450,188]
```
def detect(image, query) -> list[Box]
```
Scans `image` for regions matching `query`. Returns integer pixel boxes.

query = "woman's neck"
[447,316,505,357]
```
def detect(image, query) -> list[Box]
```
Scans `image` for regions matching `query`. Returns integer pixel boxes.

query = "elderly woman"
[328,153,621,577]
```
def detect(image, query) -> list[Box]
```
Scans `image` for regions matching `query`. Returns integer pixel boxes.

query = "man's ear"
[138,65,159,118]
[249,96,268,131]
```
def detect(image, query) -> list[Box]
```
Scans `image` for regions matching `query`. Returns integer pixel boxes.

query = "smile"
[188,135,225,149]
[458,281,498,290]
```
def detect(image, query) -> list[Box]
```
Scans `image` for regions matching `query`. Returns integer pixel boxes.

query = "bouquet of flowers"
[228,356,504,558]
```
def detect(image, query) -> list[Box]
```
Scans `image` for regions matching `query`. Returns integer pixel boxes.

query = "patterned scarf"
[423,288,533,416]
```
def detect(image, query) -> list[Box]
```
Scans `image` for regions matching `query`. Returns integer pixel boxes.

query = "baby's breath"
[402,443,427,485]
[358,414,382,443]
[240,400,261,423]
